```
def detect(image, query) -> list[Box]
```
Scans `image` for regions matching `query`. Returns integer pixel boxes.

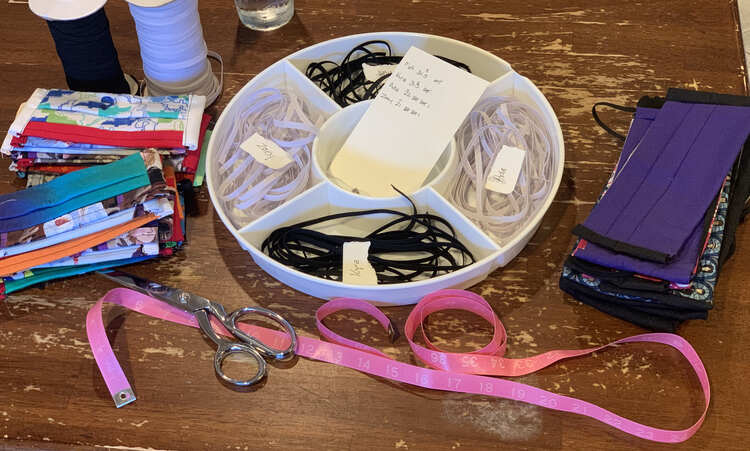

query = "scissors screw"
[179,293,190,305]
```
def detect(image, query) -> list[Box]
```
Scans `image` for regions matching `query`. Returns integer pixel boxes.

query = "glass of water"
[234,0,294,31]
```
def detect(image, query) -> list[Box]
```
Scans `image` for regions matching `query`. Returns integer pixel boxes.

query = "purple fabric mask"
[572,101,750,264]
[572,106,724,284]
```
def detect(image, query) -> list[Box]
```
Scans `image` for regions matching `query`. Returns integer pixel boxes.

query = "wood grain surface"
[0,1,748,450]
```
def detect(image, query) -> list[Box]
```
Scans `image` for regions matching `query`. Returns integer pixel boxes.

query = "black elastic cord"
[261,190,476,284]
[305,40,472,107]
[591,102,636,142]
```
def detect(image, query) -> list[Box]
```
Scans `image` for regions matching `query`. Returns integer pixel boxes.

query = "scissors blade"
[96,270,196,312]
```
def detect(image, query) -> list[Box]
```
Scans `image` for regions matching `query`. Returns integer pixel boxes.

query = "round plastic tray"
[207,32,565,305]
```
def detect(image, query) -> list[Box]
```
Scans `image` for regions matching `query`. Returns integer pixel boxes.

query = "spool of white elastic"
[126,0,223,105]
[214,87,325,226]
[447,96,555,246]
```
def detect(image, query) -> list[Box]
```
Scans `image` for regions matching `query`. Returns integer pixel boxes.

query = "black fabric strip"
[261,191,475,284]
[305,40,471,107]
[591,102,636,141]
[559,277,681,332]
[571,224,671,263]
[667,88,750,107]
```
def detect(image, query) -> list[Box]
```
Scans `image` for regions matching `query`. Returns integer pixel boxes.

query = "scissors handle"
[213,341,267,387]
[194,309,268,386]
[227,306,297,360]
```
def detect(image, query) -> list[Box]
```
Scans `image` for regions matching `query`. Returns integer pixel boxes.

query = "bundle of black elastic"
[558,88,750,332]
[262,192,476,284]
[45,8,131,94]
[305,40,471,107]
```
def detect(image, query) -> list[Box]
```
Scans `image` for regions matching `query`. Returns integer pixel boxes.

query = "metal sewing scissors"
[97,270,297,387]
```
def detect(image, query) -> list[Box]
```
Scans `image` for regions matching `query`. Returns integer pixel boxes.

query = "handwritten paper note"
[330,47,490,197]
[240,133,293,169]
[342,241,378,285]
[485,145,526,194]
[362,63,398,82]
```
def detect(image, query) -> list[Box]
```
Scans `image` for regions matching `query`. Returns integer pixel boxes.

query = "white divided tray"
[207,32,565,305]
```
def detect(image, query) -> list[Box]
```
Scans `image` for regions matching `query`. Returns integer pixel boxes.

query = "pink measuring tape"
[86,288,709,443]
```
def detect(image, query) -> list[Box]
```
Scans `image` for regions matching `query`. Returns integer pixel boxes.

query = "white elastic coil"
[447,96,556,246]
[214,87,325,227]
[129,0,223,105]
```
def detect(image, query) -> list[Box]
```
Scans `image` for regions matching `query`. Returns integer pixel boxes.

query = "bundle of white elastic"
[214,88,325,227]
[128,0,222,105]
[447,96,555,246]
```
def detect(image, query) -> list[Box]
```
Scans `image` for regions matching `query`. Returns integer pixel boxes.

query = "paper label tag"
[43,213,75,237]
[240,133,293,169]
[342,241,378,285]
[330,47,490,197]
[362,63,398,82]
[485,145,526,194]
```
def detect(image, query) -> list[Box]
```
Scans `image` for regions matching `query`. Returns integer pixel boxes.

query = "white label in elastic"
[362,63,398,82]
[485,145,526,194]
[342,241,378,285]
[240,133,294,169]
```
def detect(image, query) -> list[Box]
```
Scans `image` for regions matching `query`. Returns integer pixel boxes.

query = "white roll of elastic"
[127,0,222,105]
[214,88,325,227]
[447,96,555,246]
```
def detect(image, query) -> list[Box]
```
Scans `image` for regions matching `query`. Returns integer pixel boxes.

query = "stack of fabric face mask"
[0,150,184,300]
[1,89,210,187]
[559,88,750,332]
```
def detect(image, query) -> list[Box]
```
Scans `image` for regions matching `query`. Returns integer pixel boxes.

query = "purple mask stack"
[559,89,750,332]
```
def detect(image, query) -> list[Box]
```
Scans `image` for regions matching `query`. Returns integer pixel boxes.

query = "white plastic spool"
[29,0,107,21]
[207,32,565,305]
[125,0,222,105]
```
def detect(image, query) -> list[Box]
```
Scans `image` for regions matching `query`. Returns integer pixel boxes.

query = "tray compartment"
[206,60,342,231]
[237,183,501,304]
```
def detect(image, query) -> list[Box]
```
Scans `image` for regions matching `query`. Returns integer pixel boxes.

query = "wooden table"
[0,1,747,449]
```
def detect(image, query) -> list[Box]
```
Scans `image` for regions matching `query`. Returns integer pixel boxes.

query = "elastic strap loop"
[592,101,636,142]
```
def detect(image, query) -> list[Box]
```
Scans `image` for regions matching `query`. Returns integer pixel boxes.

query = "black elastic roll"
[262,191,476,284]
[306,40,472,107]
[46,7,130,94]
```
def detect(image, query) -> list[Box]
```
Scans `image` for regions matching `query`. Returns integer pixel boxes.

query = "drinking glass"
[234,0,294,31]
